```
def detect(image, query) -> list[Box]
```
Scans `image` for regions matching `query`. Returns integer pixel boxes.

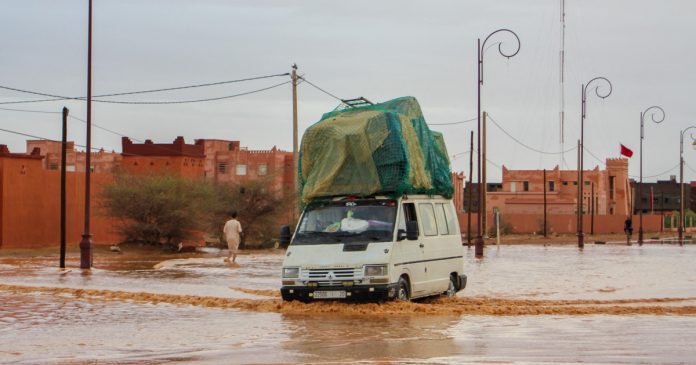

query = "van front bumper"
[281,283,399,302]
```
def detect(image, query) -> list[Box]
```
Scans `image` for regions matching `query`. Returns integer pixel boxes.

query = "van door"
[417,201,463,294]
[417,202,443,293]
[393,202,428,296]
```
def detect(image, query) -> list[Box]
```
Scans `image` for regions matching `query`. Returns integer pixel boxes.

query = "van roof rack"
[333,97,374,110]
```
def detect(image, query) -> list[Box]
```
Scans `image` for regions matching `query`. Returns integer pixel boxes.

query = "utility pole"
[591,182,595,235]
[482,111,488,238]
[79,0,94,269]
[543,168,547,238]
[291,64,299,221]
[577,139,582,248]
[661,192,664,233]
[466,131,474,247]
[60,107,68,269]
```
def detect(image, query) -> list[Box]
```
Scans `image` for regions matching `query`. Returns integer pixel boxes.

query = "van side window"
[434,203,449,235]
[443,203,458,235]
[401,202,419,237]
[418,203,438,236]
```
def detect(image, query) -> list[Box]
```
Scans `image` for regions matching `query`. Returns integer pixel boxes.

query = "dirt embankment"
[3,284,696,316]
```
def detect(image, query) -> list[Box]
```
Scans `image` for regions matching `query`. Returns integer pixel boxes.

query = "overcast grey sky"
[2,0,695,182]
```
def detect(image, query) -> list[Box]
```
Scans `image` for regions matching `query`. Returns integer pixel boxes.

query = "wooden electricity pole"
[482,111,488,238]
[543,168,547,238]
[291,64,299,221]
[467,131,474,246]
[60,107,68,269]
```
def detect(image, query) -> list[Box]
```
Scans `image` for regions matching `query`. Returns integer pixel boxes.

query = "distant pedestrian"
[223,211,243,263]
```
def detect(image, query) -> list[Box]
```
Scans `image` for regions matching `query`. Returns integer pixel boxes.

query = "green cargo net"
[299,96,453,204]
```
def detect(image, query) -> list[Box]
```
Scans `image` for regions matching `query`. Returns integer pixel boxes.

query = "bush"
[101,174,214,247]
[210,179,293,248]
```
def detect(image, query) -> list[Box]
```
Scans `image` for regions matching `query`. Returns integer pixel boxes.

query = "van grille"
[306,268,360,287]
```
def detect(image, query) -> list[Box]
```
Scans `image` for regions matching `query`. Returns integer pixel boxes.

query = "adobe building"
[487,158,631,217]
[451,172,465,212]
[197,139,294,195]
[121,136,205,178]
[631,176,691,215]
[26,140,122,173]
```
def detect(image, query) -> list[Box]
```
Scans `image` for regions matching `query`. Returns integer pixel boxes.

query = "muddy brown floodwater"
[1,243,695,364]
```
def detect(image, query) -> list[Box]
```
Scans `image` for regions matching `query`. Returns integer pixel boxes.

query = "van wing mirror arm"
[396,229,407,241]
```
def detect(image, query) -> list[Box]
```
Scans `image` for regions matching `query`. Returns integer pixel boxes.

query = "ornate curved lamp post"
[578,77,612,248]
[475,29,520,257]
[638,106,665,245]
[679,126,696,245]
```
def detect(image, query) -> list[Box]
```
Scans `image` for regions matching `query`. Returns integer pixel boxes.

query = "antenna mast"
[559,0,566,167]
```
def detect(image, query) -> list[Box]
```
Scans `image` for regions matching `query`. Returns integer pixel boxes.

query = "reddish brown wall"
[1,156,119,248]
[458,212,663,235]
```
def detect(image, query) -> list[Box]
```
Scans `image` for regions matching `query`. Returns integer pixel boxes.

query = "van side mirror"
[279,225,292,247]
[406,220,419,240]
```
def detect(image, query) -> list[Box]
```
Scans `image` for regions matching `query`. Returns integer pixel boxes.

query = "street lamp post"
[679,126,696,245]
[578,77,612,248]
[476,29,520,257]
[638,106,665,245]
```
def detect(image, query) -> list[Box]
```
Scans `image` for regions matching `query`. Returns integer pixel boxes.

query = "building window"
[510,182,516,192]
[609,176,615,199]
[585,181,590,186]
[562,181,568,186]
[217,162,228,174]
[573,181,577,186]
[236,164,247,176]
[258,164,268,176]
[549,181,555,192]
[523,181,529,192]
[66,165,76,172]
[48,162,59,170]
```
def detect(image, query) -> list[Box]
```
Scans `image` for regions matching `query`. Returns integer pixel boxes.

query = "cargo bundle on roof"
[299,96,453,203]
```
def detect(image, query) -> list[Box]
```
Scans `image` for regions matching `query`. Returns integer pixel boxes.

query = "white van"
[280,194,466,301]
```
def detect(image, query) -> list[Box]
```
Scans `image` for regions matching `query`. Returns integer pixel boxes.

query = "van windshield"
[292,199,397,245]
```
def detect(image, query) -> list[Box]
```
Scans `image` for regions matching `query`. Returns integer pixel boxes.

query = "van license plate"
[313,290,346,299]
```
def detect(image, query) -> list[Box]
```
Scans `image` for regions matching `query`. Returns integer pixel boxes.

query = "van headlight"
[364,265,388,277]
[283,267,300,278]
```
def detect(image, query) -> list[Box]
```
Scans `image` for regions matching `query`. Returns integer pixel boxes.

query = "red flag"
[620,144,633,158]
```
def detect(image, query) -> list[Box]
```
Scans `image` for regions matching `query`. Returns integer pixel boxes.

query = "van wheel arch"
[396,274,411,301]
[445,272,459,297]
[449,272,460,290]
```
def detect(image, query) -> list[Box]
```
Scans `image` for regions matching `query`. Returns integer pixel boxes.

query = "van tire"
[446,275,457,297]
[396,277,410,301]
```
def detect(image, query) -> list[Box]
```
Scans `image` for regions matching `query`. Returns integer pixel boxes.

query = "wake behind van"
[280,194,466,301]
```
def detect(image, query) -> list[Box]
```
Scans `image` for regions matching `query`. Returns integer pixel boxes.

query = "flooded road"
[1,243,695,364]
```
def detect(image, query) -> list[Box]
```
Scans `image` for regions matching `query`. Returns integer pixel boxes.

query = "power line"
[429,117,477,126]
[0,73,290,105]
[0,127,98,151]
[0,106,62,114]
[297,76,343,102]
[0,106,134,141]
[632,163,680,179]
[488,113,577,155]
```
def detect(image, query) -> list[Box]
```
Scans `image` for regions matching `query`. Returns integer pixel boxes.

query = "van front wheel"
[396,277,410,301]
